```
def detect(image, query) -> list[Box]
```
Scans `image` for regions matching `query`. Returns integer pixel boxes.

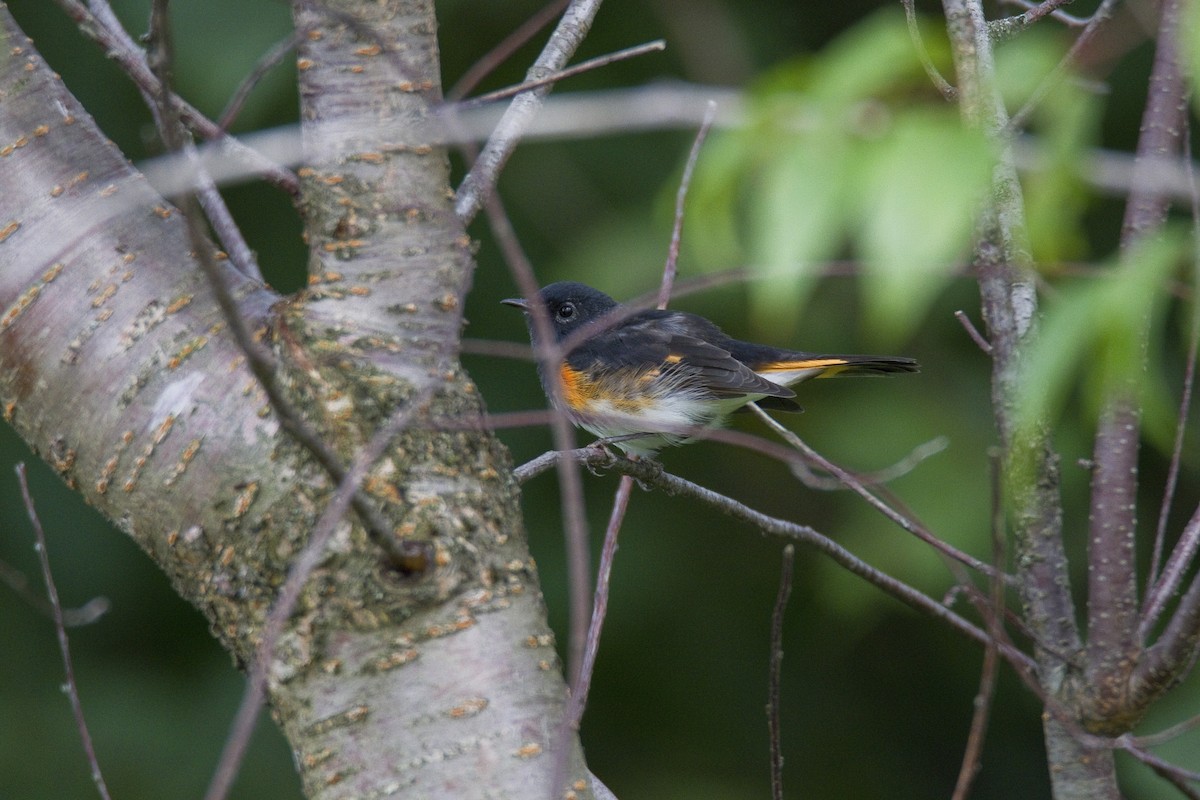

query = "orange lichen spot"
[355,44,381,56]
[321,174,344,185]
[296,58,314,71]
[356,151,385,164]
[153,414,175,445]
[153,206,173,219]
[1,284,40,330]
[0,221,20,242]
[166,530,179,546]
[50,185,64,197]
[348,286,370,296]
[219,545,235,566]
[99,184,117,197]
[233,481,259,518]
[23,61,34,72]
[3,401,15,422]
[306,30,323,41]
[302,749,333,769]
[323,271,342,282]
[166,294,193,313]
[447,697,488,719]
[434,292,459,311]
[538,659,553,671]
[33,125,49,137]
[514,743,543,759]
[91,283,117,308]
[373,649,419,672]
[349,65,364,74]
[168,336,208,369]
[42,262,64,282]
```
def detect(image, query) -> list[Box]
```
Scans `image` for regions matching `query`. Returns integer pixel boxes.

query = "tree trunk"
[0,2,591,797]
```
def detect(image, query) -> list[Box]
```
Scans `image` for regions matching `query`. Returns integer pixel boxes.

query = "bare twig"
[517,447,1038,674]
[17,464,112,800]
[903,0,957,100]
[1006,0,1120,132]
[955,309,993,355]
[768,544,795,800]
[951,454,1005,800]
[550,474,633,800]
[457,40,666,109]
[447,0,570,101]
[218,31,305,132]
[481,187,592,688]
[996,0,1091,29]
[454,0,606,223]
[52,0,299,193]
[787,435,949,490]
[746,404,1009,584]
[658,100,717,308]
[1117,739,1200,800]
[0,557,108,627]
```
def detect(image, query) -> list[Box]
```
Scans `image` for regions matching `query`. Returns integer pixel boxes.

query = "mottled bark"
[0,2,591,797]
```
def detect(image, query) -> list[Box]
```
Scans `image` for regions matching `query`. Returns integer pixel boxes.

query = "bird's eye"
[556,302,576,321]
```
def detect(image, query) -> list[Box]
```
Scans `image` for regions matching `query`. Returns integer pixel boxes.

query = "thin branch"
[658,100,716,309]
[955,309,994,355]
[1006,0,1120,132]
[1117,739,1200,800]
[454,0,606,223]
[745,404,1010,585]
[517,447,1038,675]
[551,474,632,800]
[951,454,1006,800]
[903,0,957,101]
[996,0,1091,29]
[480,187,592,689]
[0,557,109,627]
[457,40,666,109]
[1131,712,1200,748]
[217,31,305,132]
[768,544,795,800]
[52,0,299,194]
[447,0,570,101]
[17,464,112,800]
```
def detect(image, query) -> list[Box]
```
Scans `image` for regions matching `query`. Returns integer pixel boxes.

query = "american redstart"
[503,281,918,456]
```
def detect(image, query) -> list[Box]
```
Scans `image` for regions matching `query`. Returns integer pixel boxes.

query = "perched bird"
[503,281,918,457]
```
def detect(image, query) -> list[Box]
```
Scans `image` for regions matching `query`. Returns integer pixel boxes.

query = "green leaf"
[1015,232,1185,432]
[855,110,996,340]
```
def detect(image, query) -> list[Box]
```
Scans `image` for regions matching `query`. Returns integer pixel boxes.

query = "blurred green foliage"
[2,1,1200,799]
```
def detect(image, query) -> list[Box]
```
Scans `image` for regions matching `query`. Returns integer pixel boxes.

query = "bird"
[503,281,918,457]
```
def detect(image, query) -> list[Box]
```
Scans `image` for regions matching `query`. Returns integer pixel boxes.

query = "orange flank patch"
[558,363,651,414]
[559,363,590,411]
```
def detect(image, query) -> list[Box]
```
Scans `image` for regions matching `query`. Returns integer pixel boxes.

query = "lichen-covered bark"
[0,2,592,796]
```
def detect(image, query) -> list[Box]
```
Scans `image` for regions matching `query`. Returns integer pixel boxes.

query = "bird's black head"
[502,281,620,344]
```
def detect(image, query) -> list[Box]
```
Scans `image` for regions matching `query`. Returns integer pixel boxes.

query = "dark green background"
[3,1,1198,798]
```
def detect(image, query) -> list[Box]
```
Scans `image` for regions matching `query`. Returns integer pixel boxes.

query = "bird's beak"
[500,297,529,311]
